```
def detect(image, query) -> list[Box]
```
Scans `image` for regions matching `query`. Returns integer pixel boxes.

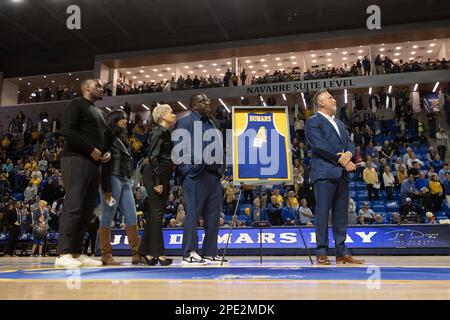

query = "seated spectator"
[298,199,313,225]
[399,198,420,223]
[425,211,437,224]
[358,202,375,225]
[408,161,421,178]
[348,197,357,225]
[415,172,429,191]
[407,154,423,169]
[373,214,388,225]
[439,163,449,184]
[247,198,267,225]
[431,154,444,172]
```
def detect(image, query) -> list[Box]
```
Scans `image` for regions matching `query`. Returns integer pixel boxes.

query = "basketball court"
[1,256,449,300]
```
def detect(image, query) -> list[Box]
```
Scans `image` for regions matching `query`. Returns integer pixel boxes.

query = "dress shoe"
[336,255,365,264]
[141,255,157,266]
[316,255,331,265]
[157,256,173,266]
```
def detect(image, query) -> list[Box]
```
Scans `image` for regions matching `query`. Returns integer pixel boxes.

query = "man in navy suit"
[174,93,227,265]
[305,89,365,265]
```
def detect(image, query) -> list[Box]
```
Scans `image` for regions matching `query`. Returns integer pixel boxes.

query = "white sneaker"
[55,254,82,268]
[203,255,229,264]
[77,255,103,267]
[182,251,207,265]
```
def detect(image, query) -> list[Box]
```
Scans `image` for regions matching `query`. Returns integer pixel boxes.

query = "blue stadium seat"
[373,205,386,212]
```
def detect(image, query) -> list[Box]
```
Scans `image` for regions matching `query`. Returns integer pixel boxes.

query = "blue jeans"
[100,176,137,228]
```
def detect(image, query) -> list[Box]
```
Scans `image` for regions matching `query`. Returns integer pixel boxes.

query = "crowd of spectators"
[1,91,449,255]
[15,56,449,105]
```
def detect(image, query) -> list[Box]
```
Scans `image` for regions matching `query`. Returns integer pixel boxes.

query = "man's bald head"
[81,79,103,102]
[189,93,211,117]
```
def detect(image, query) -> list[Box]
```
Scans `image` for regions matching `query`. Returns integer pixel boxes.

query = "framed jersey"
[232,106,293,185]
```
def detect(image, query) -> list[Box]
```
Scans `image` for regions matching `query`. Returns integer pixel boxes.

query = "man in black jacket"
[5,202,22,257]
[55,79,110,268]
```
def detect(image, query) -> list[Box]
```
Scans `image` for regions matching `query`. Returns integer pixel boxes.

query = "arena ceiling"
[0,0,450,78]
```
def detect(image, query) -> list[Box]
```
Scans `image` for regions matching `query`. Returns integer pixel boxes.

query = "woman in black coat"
[139,104,176,266]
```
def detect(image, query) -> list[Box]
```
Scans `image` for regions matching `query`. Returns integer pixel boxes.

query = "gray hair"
[313,89,330,110]
[152,104,172,124]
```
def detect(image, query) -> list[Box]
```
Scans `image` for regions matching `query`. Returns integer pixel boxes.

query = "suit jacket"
[174,111,224,181]
[305,113,355,183]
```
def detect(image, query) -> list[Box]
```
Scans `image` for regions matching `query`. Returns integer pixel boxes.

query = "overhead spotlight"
[369,87,372,95]
[212,63,217,66]
[260,58,266,62]
[184,66,189,69]
[145,75,150,78]
[427,50,433,53]
[126,71,131,74]
[249,66,254,69]
[198,64,203,67]
[158,74,163,77]
[412,45,418,49]
[282,93,287,101]
[218,98,230,113]
[410,51,416,55]
[342,57,347,61]
[43,76,47,78]
[275,57,280,61]
[429,43,436,47]
[312,60,317,63]
[259,95,264,102]
[177,101,188,110]
[357,56,363,59]
[413,83,418,92]
[141,104,149,111]
[265,69,270,73]
[76,78,79,81]
[394,53,400,56]
[342,51,347,55]
[202,70,207,73]
[326,53,332,56]
[290,56,296,59]
[277,63,282,66]
[386,96,389,108]
[245,60,251,63]
[153,69,158,72]
[19,78,22,81]
[432,82,439,93]
[166,67,171,71]
[379,48,385,51]
[252,71,256,74]
[263,64,268,67]
[310,54,316,57]
[344,89,348,104]
[68,73,72,76]
[358,50,363,53]
[327,59,332,62]
[227,62,231,65]
[139,70,144,73]
[241,96,244,100]
[28,82,31,85]
[388,85,392,94]
[216,68,221,71]
[292,61,297,65]
[395,46,402,50]
[132,76,137,79]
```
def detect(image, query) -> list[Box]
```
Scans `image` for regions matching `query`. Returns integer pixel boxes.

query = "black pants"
[57,156,100,255]
[385,186,393,201]
[139,165,170,257]
[83,228,98,255]
[367,184,379,201]
[6,225,20,255]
